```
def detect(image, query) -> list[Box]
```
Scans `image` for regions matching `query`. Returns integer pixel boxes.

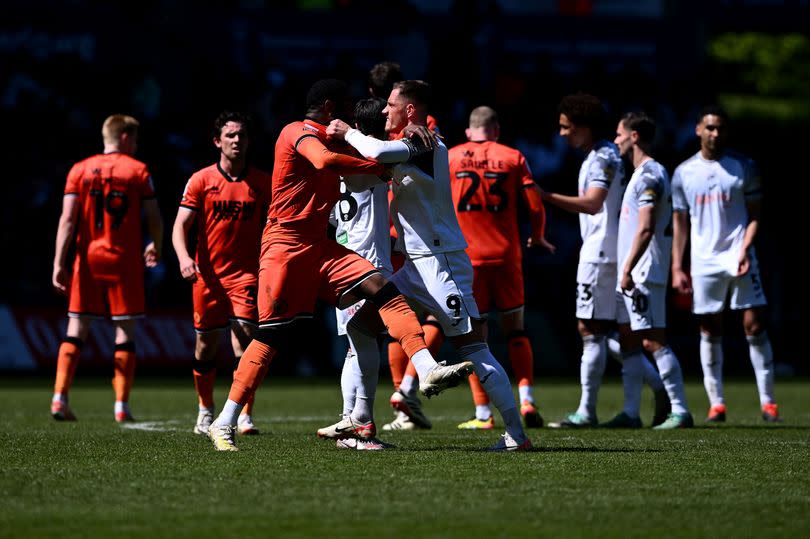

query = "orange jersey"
[448,141,539,265]
[268,119,381,241]
[64,152,155,281]
[180,164,271,280]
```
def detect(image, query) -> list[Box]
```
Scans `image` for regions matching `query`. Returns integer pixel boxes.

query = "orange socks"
[112,342,137,403]
[54,337,83,396]
[192,358,216,409]
[468,372,490,406]
[508,332,534,388]
[379,294,427,359]
[388,340,408,390]
[229,340,275,405]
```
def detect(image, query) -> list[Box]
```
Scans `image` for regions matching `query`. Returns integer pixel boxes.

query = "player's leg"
[459,265,495,429]
[606,327,666,408]
[190,279,228,434]
[601,319,644,428]
[111,319,137,422]
[191,329,224,434]
[231,319,261,434]
[693,272,729,422]
[51,315,92,420]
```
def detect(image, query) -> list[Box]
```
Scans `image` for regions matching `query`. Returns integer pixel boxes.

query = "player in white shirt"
[541,94,665,428]
[671,105,779,423]
[601,112,693,429]
[327,80,531,451]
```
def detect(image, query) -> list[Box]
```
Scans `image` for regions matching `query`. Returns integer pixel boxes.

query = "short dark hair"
[558,93,606,129]
[698,104,728,124]
[306,79,350,111]
[354,98,387,139]
[369,61,404,98]
[620,111,656,145]
[392,80,432,108]
[212,111,251,139]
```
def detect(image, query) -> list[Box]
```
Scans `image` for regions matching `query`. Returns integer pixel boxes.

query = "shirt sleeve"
[64,164,80,196]
[518,153,535,188]
[586,148,618,190]
[671,167,688,211]
[345,129,413,163]
[140,167,156,199]
[180,175,201,210]
[636,173,663,208]
[743,158,763,202]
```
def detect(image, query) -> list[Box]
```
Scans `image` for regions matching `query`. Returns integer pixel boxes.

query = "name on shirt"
[212,200,257,221]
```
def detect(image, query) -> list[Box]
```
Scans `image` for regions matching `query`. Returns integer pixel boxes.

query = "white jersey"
[578,141,625,264]
[345,129,468,257]
[617,158,672,286]
[671,150,761,276]
[330,180,393,275]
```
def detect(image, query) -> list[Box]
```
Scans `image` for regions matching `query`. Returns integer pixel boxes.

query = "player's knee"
[506,329,529,342]
[367,281,401,308]
[64,336,85,348]
[115,342,136,353]
[191,357,216,374]
[253,325,289,350]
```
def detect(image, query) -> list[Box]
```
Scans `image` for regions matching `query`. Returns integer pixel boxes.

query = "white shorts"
[575,262,618,320]
[391,251,480,337]
[692,258,767,315]
[616,282,667,330]
[335,268,392,336]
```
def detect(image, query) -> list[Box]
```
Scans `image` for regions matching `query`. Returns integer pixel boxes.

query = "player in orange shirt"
[368,61,444,432]
[206,79,473,451]
[51,114,163,422]
[449,106,555,430]
[172,111,271,437]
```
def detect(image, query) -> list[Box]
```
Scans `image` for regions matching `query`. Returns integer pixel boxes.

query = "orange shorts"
[472,259,524,314]
[68,257,144,320]
[192,274,258,332]
[258,236,379,326]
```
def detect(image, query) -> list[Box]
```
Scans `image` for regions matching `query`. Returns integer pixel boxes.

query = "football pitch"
[1,376,808,538]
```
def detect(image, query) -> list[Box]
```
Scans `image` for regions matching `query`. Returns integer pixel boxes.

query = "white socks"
[458,343,524,441]
[409,348,438,380]
[518,385,533,404]
[214,399,243,427]
[347,322,380,423]
[652,346,689,415]
[747,331,775,406]
[577,334,607,419]
[399,374,417,397]
[700,333,724,406]
[340,347,359,417]
[476,404,493,421]
[620,350,645,418]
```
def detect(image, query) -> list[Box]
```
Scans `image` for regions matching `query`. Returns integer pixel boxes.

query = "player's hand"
[178,255,199,282]
[527,236,556,253]
[671,268,692,295]
[620,271,634,293]
[737,248,751,276]
[52,265,69,295]
[144,242,160,268]
[401,125,437,149]
[326,119,351,141]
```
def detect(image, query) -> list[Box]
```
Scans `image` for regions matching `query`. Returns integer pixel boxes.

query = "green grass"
[1,376,808,538]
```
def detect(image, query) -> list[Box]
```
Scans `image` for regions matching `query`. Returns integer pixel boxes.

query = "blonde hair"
[102,114,139,144]
[469,106,498,129]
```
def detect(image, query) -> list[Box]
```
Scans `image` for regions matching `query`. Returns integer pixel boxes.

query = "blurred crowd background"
[2,0,807,377]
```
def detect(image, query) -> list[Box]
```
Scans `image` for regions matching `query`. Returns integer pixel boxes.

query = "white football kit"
[574,141,626,320]
[331,180,392,335]
[671,151,767,314]
[344,129,479,337]
[616,159,672,330]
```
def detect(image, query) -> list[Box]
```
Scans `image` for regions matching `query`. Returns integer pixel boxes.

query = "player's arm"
[671,210,691,294]
[296,135,385,176]
[344,129,425,164]
[143,199,163,268]
[171,207,199,282]
[620,204,655,292]
[540,185,607,215]
[738,163,763,276]
[521,184,555,252]
[52,195,80,294]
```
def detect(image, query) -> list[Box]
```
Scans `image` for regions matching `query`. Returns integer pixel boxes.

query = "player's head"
[306,79,352,121]
[696,105,729,156]
[213,111,251,161]
[102,114,139,154]
[368,61,404,98]
[557,93,605,150]
[354,98,387,140]
[615,111,655,158]
[466,106,500,142]
[384,80,431,135]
